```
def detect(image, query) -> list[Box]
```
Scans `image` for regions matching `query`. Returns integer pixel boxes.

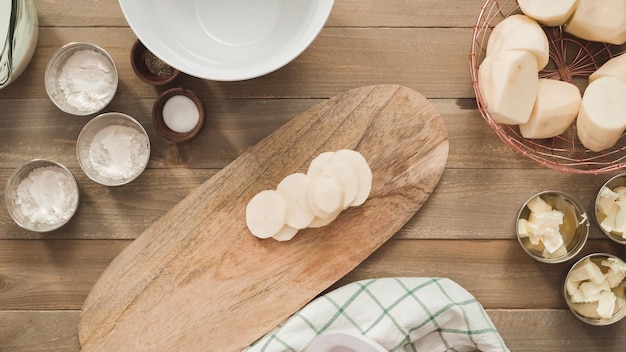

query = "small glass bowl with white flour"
[45,42,118,116]
[5,159,80,232]
[77,112,150,186]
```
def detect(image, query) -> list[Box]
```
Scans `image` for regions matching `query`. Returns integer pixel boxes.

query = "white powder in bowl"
[15,166,78,226]
[88,124,149,183]
[57,49,116,113]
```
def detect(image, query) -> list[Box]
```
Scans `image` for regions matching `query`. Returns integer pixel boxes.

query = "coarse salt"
[162,95,200,133]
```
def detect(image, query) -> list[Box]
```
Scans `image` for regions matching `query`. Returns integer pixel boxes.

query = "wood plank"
[490,309,626,351]
[0,168,618,241]
[1,239,622,311]
[0,27,474,100]
[1,308,625,352]
[0,310,80,352]
[0,98,542,171]
[33,0,488,28]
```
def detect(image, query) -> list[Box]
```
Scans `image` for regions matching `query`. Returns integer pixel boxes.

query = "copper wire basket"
[470,0,626,174]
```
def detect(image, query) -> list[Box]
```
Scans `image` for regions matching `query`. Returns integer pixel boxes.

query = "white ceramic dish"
[305,332,387,352]
[118,0,334,81]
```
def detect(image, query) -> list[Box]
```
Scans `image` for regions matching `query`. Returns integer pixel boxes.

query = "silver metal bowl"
[76,112,150,186]
[45,42,118,116]
[5,159,79,232]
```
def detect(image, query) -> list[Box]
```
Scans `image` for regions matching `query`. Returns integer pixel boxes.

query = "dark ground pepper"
[144,50,175,76]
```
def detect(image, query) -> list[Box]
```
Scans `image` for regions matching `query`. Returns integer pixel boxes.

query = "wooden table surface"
[1,1,625,351]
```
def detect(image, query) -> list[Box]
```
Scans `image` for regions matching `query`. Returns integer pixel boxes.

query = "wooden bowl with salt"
[152,88,205,143]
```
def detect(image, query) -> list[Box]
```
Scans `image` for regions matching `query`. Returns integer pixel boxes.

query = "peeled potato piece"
[307,151,335,179]
[307,173,345,219]
[308,213,340,228]
[321,161,359,208]
[486,14,550,69]
[590,53,626,84]
[565,0,626,45]
[518,0,578,27]
[246,190,288,239]
[330,149,372,206]
[272,225,299,242]
[478,50,539,125]
[519,78,581,139]
[577,76,626,152]
[276,173,315,229]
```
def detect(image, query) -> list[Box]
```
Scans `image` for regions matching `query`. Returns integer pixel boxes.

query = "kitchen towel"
[245,277,509,352]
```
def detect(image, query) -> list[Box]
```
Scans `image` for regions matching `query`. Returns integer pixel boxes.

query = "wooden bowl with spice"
[130,39,180,86]
[152,88,206,144]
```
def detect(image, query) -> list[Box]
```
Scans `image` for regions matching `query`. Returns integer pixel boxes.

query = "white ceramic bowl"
[76,112,150,186]
[118,0,334,81]
[5,159,79,232]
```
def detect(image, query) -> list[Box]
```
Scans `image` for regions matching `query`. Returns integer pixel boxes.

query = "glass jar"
[0,0,38,90]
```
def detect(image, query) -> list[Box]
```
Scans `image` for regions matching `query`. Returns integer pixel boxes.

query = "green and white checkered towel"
[245,277,509,352]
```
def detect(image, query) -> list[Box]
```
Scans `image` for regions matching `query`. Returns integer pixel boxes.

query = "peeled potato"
[486,14,550,69]
[590,53,626,84]
[519,78,581,139]
[276,173,315,229]
[565,0,626,45]
[272,225,299,242]
[577,76,626,152]
[518,0,578,27]
[307,151,334,178]
[307,173,345,219]
[330,149,372,206]
[246,190,287,239]
[478,50,539,125]
[246,149,372,241]
[321,161,359,208]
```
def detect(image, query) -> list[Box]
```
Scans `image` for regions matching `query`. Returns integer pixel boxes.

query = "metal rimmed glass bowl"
[516,190,589,263]
[564,253,626,326]
[76,112,150,186]
[5,159,80,232]
[470,0,626,174]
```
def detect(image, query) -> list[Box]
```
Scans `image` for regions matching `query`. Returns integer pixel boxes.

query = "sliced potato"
[307,151,334,178]
[518,0,578,27]
[246,190,287,239]
[276,173,315,229]
[486,14,550,69]
[321,160,359,208]
[272,225,299,241]
[308,213,340,228]
[307,173,345,219]
[330,149,372,206]
[577,76,626,152]
[519,78,581,139]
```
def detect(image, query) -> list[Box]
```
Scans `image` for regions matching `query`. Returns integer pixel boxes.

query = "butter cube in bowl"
[595,173,626,245]
[516,191,589,263]
[564,253,626,326]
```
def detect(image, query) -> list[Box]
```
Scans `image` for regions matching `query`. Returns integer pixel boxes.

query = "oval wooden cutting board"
[78,85,449,352]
